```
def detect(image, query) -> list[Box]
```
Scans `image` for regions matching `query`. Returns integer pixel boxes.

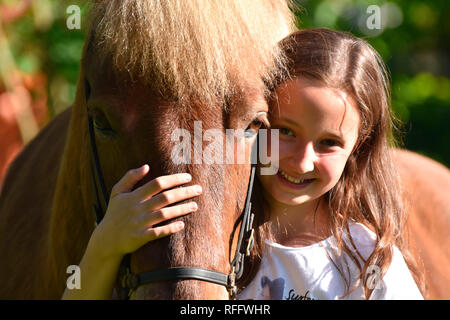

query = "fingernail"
[194,185,202,194]
[184,173,192,182]
[190,202,198,211]
[178,221,185,229]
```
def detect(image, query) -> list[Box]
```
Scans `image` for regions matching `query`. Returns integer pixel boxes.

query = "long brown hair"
[241,28,424,299]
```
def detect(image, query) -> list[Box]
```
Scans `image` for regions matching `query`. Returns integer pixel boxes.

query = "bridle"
[85,81,257,299]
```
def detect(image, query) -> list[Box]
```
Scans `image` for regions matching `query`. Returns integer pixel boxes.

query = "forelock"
[87,0,296,105]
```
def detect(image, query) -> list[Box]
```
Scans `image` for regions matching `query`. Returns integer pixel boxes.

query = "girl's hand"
[91,164,202,260]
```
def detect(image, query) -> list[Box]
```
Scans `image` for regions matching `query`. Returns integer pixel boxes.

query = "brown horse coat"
[0,108,71,298]
[394,149,450,299]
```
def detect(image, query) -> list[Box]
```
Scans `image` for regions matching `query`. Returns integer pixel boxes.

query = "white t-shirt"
[238,222,423,300]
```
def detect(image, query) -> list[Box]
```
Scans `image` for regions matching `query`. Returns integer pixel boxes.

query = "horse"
[394,149,450,299]
[0,0,295,299]
[0,1,449,300]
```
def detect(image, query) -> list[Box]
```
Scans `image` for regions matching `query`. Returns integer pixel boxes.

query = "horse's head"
[59,0,294,299]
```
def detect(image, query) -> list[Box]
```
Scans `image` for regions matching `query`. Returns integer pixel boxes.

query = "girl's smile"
[276,169,315,189]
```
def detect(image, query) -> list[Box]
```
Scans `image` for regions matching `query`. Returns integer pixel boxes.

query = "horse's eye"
[249,119,263,130]
[93,114,111,131]
[90,110,115,136]
[245,113,267,138]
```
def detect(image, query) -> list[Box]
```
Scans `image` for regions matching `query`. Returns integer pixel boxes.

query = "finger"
[111,165,149,197]
[132,173,192,201]
[141,185,202,212]
[143,221,185,242]
[143,201,198,227]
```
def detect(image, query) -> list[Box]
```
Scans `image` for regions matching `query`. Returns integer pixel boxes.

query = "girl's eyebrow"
[276,116,346,140]
[325,131,345,141]
[318,129,347,143]
[274,117,299,128]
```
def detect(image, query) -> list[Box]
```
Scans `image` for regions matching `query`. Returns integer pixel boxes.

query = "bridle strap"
[124,267,230,290]
[230,160,256,280]
[85,80,109,225]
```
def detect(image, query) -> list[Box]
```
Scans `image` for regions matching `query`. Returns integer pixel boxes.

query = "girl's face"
[259,77,360,208]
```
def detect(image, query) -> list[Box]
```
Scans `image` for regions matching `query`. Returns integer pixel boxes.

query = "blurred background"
[0,0,449,185]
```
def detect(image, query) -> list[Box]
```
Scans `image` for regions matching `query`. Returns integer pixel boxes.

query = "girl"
[63,28,423,300]
[238,28,424,300]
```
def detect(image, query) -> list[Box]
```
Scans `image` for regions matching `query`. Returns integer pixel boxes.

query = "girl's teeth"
[280,170,308,184]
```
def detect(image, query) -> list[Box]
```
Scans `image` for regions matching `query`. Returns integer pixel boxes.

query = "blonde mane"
[89,0,296,104]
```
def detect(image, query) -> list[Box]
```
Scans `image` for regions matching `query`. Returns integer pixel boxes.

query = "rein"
[85,81,256,299]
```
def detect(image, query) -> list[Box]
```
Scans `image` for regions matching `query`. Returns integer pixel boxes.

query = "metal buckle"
[120,269,128,288]
[227,267,237,298]
[120,268,138,298]
[245,228,255,256]
[127,274,139,290]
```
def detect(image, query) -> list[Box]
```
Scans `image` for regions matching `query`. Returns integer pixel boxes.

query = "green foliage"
[2,0,88,115]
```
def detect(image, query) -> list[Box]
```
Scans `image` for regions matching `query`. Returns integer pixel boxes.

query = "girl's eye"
[320,139,340,147]
[280,127,294,137]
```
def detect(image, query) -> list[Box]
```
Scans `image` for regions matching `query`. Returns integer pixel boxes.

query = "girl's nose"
[289,141,316,173]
